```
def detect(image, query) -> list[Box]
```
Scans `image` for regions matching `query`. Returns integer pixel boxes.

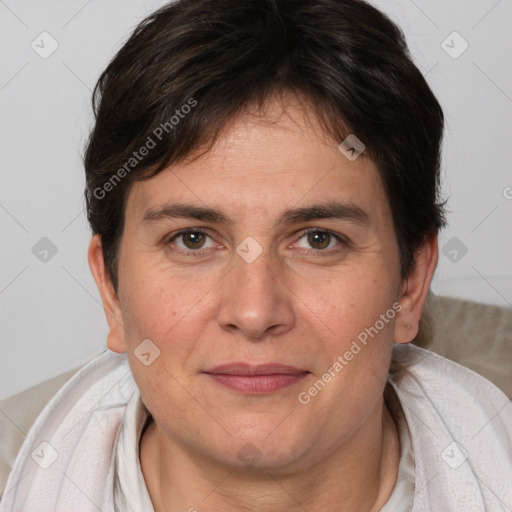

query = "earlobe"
[87,235,127,353]
[394,236,438,344]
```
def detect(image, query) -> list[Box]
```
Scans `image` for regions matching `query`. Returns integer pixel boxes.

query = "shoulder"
[0,350,132,500]
[400,343,509,402]
[393,343,511,435]
[0,365,82,499]
[391,343,512,510]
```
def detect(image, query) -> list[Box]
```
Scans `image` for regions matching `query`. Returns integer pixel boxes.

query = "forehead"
[126,98,391,227]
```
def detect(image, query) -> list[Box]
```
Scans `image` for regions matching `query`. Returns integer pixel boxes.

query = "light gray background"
[1,0,511,400]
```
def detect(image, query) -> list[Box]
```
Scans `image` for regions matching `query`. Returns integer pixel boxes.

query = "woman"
[2,1,511,510]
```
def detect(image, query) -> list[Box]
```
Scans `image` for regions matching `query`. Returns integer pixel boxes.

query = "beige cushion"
[428,295,512,400]
[1,294,511,497]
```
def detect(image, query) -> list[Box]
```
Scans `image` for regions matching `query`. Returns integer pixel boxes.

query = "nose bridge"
[217,246,293,338]
[234,250,276,299]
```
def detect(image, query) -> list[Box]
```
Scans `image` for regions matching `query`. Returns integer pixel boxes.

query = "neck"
[140,398,400,512]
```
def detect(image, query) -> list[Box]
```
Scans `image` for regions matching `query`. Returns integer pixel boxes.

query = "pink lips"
[203,363,309,393]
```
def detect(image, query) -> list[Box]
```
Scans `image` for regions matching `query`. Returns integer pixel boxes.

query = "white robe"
[1,343,511,511]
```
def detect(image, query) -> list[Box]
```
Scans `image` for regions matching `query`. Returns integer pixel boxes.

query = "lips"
[203,363,309,393]
[206,363,307,376]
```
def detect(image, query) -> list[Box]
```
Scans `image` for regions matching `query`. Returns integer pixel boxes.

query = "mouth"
[203,363,310,394]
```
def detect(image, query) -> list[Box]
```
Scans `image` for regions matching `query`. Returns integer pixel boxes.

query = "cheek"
[119,256,197,343]
[302,268,398,393]
[117,257,219,394]
[119,273,201,426]
[302,268,397,340]
[300,275,396,433]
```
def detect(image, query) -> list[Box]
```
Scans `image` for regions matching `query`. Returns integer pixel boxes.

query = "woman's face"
[99,98,412,473]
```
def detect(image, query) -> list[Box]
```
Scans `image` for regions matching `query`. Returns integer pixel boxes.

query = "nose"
[216,249,295,340]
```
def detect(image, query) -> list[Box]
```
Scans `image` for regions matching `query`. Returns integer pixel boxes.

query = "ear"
[88,235,127,353]
[394,235,438,344]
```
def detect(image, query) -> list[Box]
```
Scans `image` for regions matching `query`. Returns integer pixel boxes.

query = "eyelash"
[164,228,349,257]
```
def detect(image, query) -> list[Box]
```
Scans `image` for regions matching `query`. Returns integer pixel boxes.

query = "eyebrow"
[142,201,370,227]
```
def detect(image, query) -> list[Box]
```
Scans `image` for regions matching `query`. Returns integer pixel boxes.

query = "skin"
[89,95,438,512]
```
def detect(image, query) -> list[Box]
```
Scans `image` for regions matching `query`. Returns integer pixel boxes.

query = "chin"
[209,422,309,471]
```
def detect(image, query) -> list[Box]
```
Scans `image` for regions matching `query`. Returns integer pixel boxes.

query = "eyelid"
[167,227,211,239]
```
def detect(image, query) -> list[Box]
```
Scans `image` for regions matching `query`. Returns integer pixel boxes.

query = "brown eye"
[294,229,347,254]
[180,231,206,249]
[181,231,205,249]
[307,231,332,250]
[167,229,217,254]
